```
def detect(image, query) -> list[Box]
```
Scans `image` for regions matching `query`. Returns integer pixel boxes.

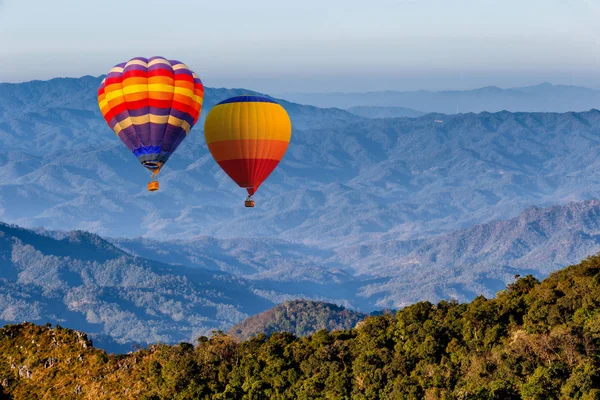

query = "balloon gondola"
[204,95,292,207]
[245,196,255,208]
[97,56,204,191]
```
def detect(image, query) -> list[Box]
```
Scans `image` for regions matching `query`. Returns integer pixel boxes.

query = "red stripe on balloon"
[174,73,194,82]
[121,70,148,79]
[148,68,174,77]
[104,77,123,86]
[171,100,199,117]
[103,102,129,124]
[217,158,281,195]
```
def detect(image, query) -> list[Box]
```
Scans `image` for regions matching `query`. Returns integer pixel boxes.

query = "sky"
[0,0,599,93]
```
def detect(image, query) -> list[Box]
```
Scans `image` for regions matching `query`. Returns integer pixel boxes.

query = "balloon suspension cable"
[147,168,160,191]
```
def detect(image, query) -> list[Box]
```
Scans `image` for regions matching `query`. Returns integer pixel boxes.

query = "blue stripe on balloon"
[216,95,278,105]
[133,146,163,157]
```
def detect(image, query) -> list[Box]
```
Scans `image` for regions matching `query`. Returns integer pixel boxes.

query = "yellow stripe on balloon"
[125,59,148,68]
[173,86,195,97]
[204,102,292,144]
[120,84,173,95]
[148,58,171,67]
[172,63,190,71]
[113,115,191,135]
[98,98,109,110]
[104,88,127,102]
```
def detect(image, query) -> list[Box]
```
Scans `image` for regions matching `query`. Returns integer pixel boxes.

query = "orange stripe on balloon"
[148,91,175,101]
[208,139,289,162]
[124,91,149,102]
[148,76,174,85]
[122,77,148,86]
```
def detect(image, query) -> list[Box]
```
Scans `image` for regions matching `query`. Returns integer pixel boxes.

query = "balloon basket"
[148,181,159,192]
[245,197,255,208]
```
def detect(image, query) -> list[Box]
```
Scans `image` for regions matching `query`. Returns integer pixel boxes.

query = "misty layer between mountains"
[2,77,600,351]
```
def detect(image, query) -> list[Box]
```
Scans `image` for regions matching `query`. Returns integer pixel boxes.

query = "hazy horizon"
[1,0,599,92]
[2,75,599,96]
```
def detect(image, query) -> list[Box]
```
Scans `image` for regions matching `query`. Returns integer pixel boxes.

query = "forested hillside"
[228,300,366,340]
[2,254,600,399]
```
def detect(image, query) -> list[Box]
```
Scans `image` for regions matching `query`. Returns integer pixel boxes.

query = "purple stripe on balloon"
[150,122,168,148]
[120,125,143,150]
[167,128,188,156]
[161,124,188,154]
[108,117,118,130]
[117,131,134,152]
[126,108,151,117]
[169,108,196,126]
[123,64,148,72]
[135,122,151,147]
[121,121,188,150]
[145,107,172,116]
[130,57,149,63]
[148,64,173,73]
[150,117,167,147]
[106,71,123,79]
[112,110,131,124]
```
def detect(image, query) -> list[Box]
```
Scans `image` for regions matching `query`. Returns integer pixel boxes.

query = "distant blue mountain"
[112,199,600,309]
[347,106,424,118]
[0,76,361,157]
[278,83,600,113]
[3,76,600,329]
[0,221,274,352]
[1,78,600,248]
[3,196,600,352]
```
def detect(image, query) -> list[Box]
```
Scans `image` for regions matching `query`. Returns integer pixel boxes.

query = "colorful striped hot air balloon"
[204,95,292,207]
[97,56,204,191]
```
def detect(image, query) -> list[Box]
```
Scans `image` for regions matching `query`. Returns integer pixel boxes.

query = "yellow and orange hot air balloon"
[204,95,292,207]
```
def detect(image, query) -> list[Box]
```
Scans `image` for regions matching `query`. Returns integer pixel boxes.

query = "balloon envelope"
[204,95,292,195]
[98,56,204,173]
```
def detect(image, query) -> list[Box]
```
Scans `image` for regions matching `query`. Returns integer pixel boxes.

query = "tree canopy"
[3,254,600,399]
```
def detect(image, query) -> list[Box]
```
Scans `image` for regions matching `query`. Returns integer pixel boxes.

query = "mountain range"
[3,76,600,351]
[0,222,275,353]
[114,199,600,309]
[346,106,424,118]
[278,83,600,113]
[2,196,600,352]
[2,77,600,249]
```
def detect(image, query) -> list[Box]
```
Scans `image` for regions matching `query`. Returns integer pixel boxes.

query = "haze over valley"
[2,77,600,351]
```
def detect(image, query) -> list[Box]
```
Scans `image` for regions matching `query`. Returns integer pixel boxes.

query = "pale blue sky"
[0,0,599,92]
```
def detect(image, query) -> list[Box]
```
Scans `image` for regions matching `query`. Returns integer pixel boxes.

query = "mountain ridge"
[277,82,600,113]
[0,221,276,353]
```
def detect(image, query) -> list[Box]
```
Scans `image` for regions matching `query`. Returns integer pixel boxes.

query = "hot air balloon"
[204,95,292,207]
[97,56,204,191]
